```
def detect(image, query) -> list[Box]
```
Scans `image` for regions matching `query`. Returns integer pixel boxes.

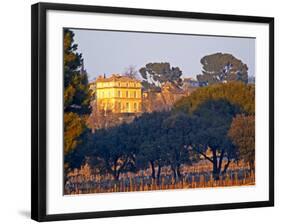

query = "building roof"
[161,82,185,94]
[183,77,198,82]
[95,74,141,83]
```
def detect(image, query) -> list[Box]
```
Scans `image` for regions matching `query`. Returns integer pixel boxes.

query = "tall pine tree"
[63,28,91,156]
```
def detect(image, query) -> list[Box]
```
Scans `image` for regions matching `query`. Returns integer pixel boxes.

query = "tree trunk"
[112,168,119,181]
[113,160,120,181]
[218,150,225,174]
[150,161,156,179]
[156,165,161,185]
[176,165,181,181]
[172,167,177,183]
[222,159,231,175]
[212,150,220,181]
[114,171,120,181]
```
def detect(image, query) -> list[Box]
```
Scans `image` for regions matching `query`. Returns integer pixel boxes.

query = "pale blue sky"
[70,28,255,82]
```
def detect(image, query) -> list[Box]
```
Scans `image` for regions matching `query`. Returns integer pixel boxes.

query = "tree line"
[137,52,250,89]
[66,81,255,182]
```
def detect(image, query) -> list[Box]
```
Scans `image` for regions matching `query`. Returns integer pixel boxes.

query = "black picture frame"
[31,2,274,222]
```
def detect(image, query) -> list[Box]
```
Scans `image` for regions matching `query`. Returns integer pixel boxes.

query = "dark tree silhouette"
[161,113,196,182]
[139,62,183,88]
[190,99,240,180]
[134,112,170,183]
[92,124,138,181]
[197,53,248,85]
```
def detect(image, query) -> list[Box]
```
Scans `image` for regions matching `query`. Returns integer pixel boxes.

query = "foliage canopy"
[197,53,248,85]
[228,114,255,170]
[139,62,183,89]
[174,81,255,115]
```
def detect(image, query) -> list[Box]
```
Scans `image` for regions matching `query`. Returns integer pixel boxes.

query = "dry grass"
[65,160,255,195]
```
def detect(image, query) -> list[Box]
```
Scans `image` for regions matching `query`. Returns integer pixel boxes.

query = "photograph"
[63,28,256,195]
[0,0,278,222]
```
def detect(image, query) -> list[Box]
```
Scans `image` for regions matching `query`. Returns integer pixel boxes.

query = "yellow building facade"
[94,74,142,113]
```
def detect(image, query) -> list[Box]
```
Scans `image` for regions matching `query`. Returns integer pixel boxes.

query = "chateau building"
[142,82,188,112]
[93,74,142,113]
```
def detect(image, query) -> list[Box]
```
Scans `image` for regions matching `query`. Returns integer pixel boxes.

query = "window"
[126,102,129,112]
[126,91,129,98]
[101,91,104,98]
[134,91,136,98]
[108,91,110,98]
[118,102,121,111]
[134,103,137,111]
[118,90,121,97]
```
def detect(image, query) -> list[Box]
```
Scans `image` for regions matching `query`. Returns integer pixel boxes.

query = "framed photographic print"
[31,2,274,222]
